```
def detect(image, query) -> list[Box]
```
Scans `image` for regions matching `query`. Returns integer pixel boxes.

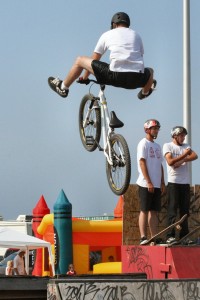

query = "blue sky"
[0,0,199,220]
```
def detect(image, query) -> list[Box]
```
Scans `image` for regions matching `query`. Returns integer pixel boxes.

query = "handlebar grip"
[76,77,90,85]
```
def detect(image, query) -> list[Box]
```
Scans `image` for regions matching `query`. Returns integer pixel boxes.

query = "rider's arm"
[82,52,102,80]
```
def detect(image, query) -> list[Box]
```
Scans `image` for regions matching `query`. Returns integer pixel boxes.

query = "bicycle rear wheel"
[106,134,131,195]
[79,94,101,152]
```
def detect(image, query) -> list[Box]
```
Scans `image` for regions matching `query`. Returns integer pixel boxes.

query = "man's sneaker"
[140,236,148,245]
[137,80,157,100]
[48,77,69,98]
[166,237,177,244]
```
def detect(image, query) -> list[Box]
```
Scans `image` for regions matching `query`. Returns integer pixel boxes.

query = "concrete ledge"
[47,276,200,300]
[0,276,49,299]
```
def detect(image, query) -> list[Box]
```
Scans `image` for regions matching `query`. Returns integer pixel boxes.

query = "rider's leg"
[142,68,154,94]
[48,56,95,98]
[137,68,156,100]
[63,56,94,88]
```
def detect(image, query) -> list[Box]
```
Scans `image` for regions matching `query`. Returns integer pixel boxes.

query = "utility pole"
[183,0,192,183]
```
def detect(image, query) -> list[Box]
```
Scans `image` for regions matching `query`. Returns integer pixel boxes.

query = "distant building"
[0,215,33,258]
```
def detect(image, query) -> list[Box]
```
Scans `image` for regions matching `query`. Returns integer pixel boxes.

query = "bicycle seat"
[109,111,124,128]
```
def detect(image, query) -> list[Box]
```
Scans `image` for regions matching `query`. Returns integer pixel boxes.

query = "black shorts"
[91,60,151,89]
[138,185,161,212]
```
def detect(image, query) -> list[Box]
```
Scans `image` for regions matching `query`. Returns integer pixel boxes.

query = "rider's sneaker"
[140,236,148,245]
[166,236,177,244]
[48,77,69,98]
[137,80,157,100]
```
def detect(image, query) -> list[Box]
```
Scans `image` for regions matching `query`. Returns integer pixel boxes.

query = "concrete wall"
[47,277,200,300]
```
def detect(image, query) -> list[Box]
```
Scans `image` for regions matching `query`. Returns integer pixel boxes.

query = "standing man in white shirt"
[13,250,27,275]
[163,126,198,244]
[48,12,156,100]
[137,119,166,245]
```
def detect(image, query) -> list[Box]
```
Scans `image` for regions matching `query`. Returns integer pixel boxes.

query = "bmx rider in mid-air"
[48,12,156,100]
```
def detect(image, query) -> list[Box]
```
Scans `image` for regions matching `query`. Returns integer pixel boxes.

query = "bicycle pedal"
[86,136,95,145]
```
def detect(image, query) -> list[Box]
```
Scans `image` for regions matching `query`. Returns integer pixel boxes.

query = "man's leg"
[142,68,154,94]
[167,183,178,236]
[63,56,94,88]
[48,56,94,98]
[137,68,155,100]
[164,183,179,244]
[139,211,148,238]
[179,184,190,238]
[148,210,158,237]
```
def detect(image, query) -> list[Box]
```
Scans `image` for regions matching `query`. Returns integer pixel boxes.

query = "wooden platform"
[123,184,200,245]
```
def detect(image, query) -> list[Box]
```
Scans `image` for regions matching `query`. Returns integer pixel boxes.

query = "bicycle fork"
[99,100,116,166]
[82,98,98,129]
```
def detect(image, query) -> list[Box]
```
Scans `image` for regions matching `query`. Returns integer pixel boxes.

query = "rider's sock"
[61,82,69,91]
[142,90,149,96]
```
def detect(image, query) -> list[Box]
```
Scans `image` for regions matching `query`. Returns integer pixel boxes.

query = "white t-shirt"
[163,142,191,184]
[94,27,144,72]
[136,138,163,188]
[5,266,12,275]
[13,254,25,275]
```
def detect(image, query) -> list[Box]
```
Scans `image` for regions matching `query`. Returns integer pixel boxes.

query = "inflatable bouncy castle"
[33,191,124,275]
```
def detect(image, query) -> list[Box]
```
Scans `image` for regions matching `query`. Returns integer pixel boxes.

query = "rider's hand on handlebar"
[77,77,90,85]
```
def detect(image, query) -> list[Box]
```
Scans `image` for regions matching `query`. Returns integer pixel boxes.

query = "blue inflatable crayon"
[53,189,73,274]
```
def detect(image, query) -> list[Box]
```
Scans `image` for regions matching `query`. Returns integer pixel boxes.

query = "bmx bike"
[77,78,131,195]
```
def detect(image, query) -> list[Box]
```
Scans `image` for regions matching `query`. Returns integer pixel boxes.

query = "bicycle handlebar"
[76,77,99,85]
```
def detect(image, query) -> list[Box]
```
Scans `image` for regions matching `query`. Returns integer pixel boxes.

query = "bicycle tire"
[79,94,101,152]
[106,134,131,195]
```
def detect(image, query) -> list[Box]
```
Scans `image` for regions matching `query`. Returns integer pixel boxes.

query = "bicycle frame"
[97,87,115,165]
[84,84,125,167]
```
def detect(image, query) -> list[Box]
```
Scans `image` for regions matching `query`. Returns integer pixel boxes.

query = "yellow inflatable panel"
[93,262,122,274]
[37,214,122,234]
[73,244,89,275]
[73,220,122,232]
[37,214,54,235]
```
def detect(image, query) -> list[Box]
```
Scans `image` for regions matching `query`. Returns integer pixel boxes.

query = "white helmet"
[171,126,187,137]
[144,119,161,130]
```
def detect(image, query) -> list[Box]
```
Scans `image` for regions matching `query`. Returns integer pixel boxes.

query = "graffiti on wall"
[125,246,153,278]
[47,280,200,300]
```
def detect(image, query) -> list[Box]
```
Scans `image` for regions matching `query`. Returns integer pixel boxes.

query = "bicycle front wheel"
[79,94,101,152]
[106,134,131,195]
